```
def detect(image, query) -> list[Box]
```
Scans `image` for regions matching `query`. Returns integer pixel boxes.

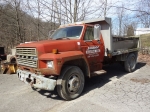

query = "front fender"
[39,51,89,75]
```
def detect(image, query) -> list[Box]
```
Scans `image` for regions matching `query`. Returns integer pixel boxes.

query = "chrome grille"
[16,48,36,56]
[16,48,38,68]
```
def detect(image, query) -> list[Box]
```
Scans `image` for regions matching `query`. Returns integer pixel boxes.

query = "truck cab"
[16,17,139,100]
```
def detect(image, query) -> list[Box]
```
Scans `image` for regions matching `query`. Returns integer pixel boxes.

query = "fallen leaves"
[138,53,150,65]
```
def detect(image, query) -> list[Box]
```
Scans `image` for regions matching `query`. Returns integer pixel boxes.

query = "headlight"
[47,61,54,68]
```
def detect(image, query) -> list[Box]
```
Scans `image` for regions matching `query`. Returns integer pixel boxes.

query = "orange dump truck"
[16,17,139,100]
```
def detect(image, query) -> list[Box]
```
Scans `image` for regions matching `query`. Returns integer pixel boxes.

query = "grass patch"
[140,33,150,48]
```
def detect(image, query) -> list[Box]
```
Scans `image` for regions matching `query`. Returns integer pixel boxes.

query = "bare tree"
[52,0,94,23]
[95,0,119,17]
[116,4,125,36]
[0,0,26,48]
[14,0,23,42]
[127,24,134,36]
[25,0,52,40]
[136,0,150,28]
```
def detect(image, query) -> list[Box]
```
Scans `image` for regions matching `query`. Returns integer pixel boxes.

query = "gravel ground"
[0,60,150,112]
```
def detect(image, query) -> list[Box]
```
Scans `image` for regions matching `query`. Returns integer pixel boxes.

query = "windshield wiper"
[56,37,70,40]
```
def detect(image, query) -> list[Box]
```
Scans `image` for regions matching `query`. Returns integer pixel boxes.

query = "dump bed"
[112,36,139,55]
[78,17,139,56]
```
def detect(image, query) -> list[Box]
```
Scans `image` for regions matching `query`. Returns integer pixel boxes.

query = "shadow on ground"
[83,62,146,95]
[32,62,146,100]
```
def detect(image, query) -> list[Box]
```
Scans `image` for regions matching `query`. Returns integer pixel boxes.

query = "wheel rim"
[67,73,80,94]
[129,56,135,69]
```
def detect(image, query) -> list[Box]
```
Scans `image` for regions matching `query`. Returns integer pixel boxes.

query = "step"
[91,70,107,77]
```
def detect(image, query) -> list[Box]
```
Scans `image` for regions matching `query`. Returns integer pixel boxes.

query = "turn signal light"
[52,49,58,54]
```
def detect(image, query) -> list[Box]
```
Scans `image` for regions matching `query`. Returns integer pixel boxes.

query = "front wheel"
[124,53,137,72]
[57,66,85,100]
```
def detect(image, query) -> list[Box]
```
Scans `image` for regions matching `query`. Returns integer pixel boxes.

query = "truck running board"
[91,70,107,77]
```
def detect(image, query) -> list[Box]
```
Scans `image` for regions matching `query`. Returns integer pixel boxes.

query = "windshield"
[51,26,83,40]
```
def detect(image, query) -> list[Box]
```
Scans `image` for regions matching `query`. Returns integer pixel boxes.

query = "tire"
[124,53,137,73]
[57,66,85,100]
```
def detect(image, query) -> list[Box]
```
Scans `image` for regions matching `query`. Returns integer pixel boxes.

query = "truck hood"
[17,40,80,55]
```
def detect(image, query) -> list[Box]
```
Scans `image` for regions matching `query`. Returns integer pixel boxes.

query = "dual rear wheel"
[124,53,137,72]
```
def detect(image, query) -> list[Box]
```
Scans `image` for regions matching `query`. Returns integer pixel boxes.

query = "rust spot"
[131,78,150,84]
[39,68,58,75]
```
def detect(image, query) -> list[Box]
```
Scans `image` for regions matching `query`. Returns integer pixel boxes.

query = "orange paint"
[16,24,105,76]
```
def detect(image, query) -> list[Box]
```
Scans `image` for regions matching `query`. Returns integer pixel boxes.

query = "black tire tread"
[124,53,137,73]
[57,66,84,100]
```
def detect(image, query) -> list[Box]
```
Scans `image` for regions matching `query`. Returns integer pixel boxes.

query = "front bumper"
[17,69,56,91]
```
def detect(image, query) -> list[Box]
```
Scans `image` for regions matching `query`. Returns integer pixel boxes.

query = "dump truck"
[16,17,139,100]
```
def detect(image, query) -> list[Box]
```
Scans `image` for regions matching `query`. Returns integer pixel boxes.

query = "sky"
[22,0,143,34]
[15,0,138,20]
[0,0,147,34]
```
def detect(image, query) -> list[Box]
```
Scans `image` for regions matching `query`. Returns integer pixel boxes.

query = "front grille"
[16,48,38,68]
[16,48,36,56]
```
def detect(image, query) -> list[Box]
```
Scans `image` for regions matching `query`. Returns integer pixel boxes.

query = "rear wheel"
[124,53,137,72]
[57,66,85,100]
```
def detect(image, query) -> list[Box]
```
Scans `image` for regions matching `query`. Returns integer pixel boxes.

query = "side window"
[84,26,94,40]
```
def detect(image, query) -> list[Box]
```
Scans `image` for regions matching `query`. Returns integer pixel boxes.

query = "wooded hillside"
[0,3,58,53]
[0,0,149,53]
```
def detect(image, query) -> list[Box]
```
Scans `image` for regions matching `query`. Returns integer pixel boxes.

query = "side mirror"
[94,24,101,40]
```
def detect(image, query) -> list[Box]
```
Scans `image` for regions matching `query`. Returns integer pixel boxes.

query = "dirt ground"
[138,53,150,65]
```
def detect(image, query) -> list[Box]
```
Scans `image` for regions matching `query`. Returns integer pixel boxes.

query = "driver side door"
[81,26,104,73]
